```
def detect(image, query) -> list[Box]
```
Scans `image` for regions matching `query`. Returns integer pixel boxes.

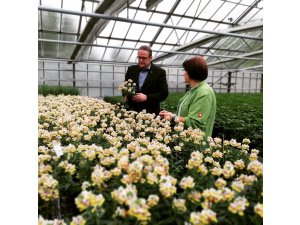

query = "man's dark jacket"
[125,63,169,115]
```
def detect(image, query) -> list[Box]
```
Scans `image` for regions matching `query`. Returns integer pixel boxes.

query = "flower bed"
[38,95,263,225]
[104,93,263,154]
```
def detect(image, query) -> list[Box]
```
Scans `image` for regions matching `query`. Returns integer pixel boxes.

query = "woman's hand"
[159,110,173,121]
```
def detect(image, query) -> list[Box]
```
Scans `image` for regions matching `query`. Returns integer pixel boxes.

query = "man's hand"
[132,93,147,102]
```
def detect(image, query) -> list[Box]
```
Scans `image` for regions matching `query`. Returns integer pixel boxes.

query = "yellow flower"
[242,138,251,144]
[228,197,249,216]
[146,172,158,185]
[128,198,151,223]
[111,184,137,205]
[251,149,260,155]
[38,164,52,176]
[221,187,235,202]
[173,198,187,212]
[188,191,202,203]
[91,165,112,187]
[198,164,208,176]
[238,174,257,185]
[110,167,122,176]
[190,209,218,225]
[212,150,223,159]
[70,215,86,225]
[215,178,226,190]
[38,174,59,201]
[180,176,195,189]
[147,195,160,207]
[187,151,204,169]
[254,203,263,218]
[234,159,245,170]
[222,161,235,179]
[75,190,105,212]
[113,207,125,218]
[231,180,245,193]
[247,160,263,176]
[159,175,177,198]
[38,216,66,225]
[58,160,76,175]
[211,167,223,177]
[202,188,222,204]
[204,156,214,164]
[81,181,91,190]
[249,153,258,161]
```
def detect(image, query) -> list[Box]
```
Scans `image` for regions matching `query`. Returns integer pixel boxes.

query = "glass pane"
[59,43,76,58]
[111,22,131,38]
[126,24,146,40]
[63,0,82,10]
[211,2,237,21]
[155,0,176,12]
[150,13,167,23]
[174,0,194,15]
[185,0,203,17]
[139,26,160,41]
[42,33,59,57]
[41,0,61,8]
[41,11,61,31]
[200,1,223,19]
[99,21,115,37]
[61,14,80,33]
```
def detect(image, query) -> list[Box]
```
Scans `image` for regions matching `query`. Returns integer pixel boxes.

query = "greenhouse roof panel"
[38,0,263,71]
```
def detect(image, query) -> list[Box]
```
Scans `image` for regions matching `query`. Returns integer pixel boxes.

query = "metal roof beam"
[152,22,262,62]
[128,6,233,26]
[231,65,263,72]
[207,50,262,66]
[95,35,245,53]
[39,38,263,61]
[38,6,263,41]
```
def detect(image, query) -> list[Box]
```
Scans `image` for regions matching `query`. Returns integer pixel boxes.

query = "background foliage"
[38,85,80,96]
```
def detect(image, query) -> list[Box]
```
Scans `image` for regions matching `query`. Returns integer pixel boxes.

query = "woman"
[159,56,216,138]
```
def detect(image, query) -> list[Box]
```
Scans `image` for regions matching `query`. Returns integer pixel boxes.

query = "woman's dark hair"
[182,56,208,81]
[138,45,152,57]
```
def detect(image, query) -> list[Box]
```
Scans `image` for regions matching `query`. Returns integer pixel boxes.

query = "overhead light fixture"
[146,0,164,11]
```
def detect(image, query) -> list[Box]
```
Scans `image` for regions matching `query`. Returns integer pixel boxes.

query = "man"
[124,45,169,115]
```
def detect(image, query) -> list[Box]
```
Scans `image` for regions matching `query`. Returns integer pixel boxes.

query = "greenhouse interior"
[38,0,263,224]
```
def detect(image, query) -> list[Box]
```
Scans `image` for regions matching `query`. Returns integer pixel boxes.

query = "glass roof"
[38,0,263,71]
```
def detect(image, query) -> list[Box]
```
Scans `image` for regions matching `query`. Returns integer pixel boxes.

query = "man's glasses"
[137,56,150,61]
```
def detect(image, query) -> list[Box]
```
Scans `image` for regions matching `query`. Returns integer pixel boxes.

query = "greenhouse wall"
[39,61,263,98]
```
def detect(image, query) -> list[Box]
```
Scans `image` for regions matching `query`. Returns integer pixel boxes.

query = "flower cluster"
[38,216,66,225]
[159,175,177,198]
[111,184,151,223]
[228,196,249,216]
[75,190,105,212]
[190,209,218,225]
[38,95,263,225]
[38,174,59,201]
[118,79,136,97]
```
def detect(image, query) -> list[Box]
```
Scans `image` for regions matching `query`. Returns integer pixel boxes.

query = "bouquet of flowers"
[118,79,136,98]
